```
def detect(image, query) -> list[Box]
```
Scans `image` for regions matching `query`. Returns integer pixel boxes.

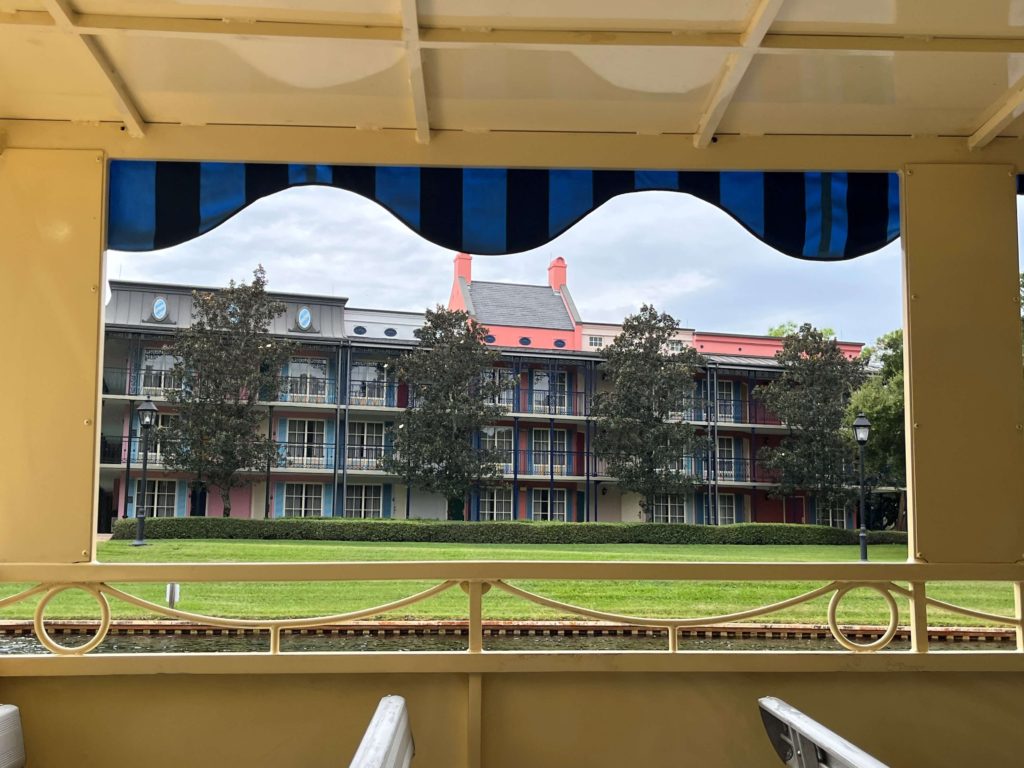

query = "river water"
[0,632,1011,654]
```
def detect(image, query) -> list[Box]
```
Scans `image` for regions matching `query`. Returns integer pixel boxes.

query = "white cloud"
[105,185,944,345]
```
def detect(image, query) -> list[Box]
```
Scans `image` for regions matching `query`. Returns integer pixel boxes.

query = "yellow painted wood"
[909,582,929,653]
[0,149,105,564]
[467,582,483,653]
[3,672,467,767]
[3,650,1024,678]
[482,670,1024,767]
[466,673,482,768]
[901,164,1024,563]
[4,560,1024,582]
[1,669,1022,767]
[7,120,1024,171]
[10,10,1024,55]
[1015,582,1024,651]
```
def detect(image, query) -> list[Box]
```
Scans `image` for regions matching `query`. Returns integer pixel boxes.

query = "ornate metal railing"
[275,375,337,405]
[1,562,1020,657]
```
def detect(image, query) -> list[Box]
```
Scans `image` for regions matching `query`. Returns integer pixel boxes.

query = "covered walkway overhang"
[2,2,1024,766]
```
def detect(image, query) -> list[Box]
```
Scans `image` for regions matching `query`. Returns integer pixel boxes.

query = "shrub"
[111,517,907,546]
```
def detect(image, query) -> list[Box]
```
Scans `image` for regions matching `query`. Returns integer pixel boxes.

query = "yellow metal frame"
[4,10,1024,755]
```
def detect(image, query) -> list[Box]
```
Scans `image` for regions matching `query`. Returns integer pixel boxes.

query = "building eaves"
[459,276,475,316]
[559,285,582,324]
[108,279,349,305]
[704,353,781,369]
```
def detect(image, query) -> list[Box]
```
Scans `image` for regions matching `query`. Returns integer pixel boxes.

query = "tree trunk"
[897,489,907,531]
[447,496,464,521]
[221,487,232,518]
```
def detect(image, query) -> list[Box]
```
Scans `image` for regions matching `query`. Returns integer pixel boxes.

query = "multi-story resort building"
[98,254,862,532]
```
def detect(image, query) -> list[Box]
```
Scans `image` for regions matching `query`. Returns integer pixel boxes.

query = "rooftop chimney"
[454,252,472,284]
[548,256,567,291]
[449,252,473,311]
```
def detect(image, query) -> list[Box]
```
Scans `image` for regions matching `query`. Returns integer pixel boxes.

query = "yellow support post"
[909,582,929,653]
[466,673,482,768]
[0,149,106,564]
[1014,582,1024,652]
[901,164,1024,564]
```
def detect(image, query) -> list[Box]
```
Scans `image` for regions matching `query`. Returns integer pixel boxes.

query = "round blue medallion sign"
[297,307,312,330]
[152,297,167,321]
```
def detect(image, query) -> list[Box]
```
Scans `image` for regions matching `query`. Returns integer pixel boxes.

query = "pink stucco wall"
[693,332,863,359]
[483,325,578,351]
[205,486,253,518]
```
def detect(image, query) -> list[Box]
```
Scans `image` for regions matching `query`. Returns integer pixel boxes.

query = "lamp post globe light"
[852,413,871,562]
[132,397,159,547]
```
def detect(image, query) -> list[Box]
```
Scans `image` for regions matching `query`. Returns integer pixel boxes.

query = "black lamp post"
[852,413,872,562]
[132,397,159,547]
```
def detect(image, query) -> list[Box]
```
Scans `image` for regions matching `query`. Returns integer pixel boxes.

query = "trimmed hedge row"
[111,517,907,546]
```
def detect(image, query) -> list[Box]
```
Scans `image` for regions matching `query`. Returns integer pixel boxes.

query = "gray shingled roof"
[465,281,574,331]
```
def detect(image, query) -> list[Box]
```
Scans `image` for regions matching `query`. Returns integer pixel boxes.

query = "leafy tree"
[592,305,705,520]
[381,306,508,517]
[162,266,294,517]
[769,321,835,338]
[758,323,866,515]
[849,329,906,527]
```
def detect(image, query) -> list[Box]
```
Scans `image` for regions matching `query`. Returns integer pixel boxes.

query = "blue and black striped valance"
[108,160,903,260]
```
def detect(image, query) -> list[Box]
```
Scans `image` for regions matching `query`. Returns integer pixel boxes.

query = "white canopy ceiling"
[5,0,1024,155]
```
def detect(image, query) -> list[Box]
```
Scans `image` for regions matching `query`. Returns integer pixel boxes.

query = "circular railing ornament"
[827,583,899,653]
[33,584,112,656]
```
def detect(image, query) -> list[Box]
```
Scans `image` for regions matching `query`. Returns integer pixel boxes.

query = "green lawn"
[0,540,1012,627]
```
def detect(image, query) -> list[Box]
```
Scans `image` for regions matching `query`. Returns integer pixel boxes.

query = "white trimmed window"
[287,356,329,402]
[532,488,567,521]
[652,494,685,524]
[532,370,568,413]
[481,426,513,454]
[718,493,736,525]
[818,501,847,528]
[481,426,513,471]
[146,413,178,464]
[588,336,604,348]
[284,483,323,517]
[346,484,383,518]
[532,428,567,473]
[716,436,735,480]
[347,422,384,466]
[484,368,515,409]
[667,340,684,353]
[136,479,176,518]
[351,362,389,403]
[480,488,513,521]
[717,380,735,422]
[286,419,327,468]
[141,349,179,393]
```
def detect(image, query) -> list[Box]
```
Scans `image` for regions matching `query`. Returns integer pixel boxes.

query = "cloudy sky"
[106,187,1024,345]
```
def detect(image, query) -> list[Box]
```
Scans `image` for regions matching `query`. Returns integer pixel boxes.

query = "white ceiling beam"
[693,0,785,149]
[11,11,1024,54]
[39,0,146,138]
[968,76,1024,150]
[400,0,430,145]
